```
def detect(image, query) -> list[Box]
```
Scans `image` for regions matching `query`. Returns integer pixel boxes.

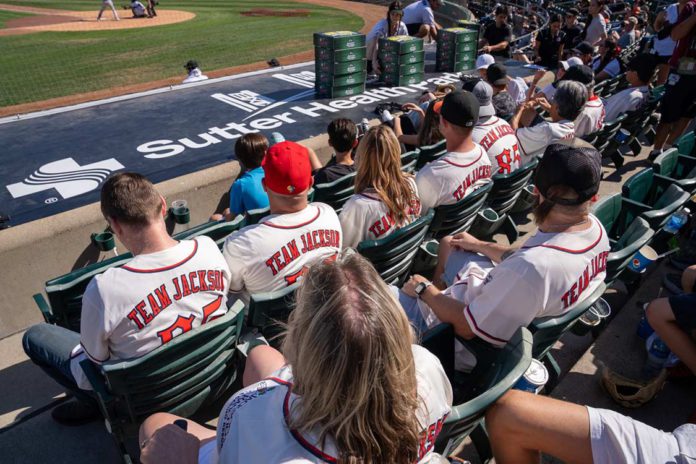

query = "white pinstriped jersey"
[574,95,605,137]
[472,116,522,175]
[70,236,231,389]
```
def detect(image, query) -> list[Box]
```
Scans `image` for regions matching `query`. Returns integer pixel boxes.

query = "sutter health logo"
[7,157,124,200]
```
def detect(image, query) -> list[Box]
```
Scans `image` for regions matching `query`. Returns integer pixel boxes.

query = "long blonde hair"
[355,125,420,225]
[282,252,421,463]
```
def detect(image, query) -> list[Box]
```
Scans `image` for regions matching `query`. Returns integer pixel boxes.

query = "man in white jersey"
[511,80,587,160]
[562,65,605,137]
[463,77,521,175]
[223,141,342,300]
[400,143,610,371]
[403,0,443,40]
[604,54,657,121]
[22,173,231,425]
[416,90,492,213]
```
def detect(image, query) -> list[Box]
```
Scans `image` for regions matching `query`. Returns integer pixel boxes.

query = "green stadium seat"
[247,283,300,347]
[401,149,419,174]
[428,181,493,240]
[619,99,660,157]
[34,253,133,332]
[652,148,696,193]
[584,116,626,167]
[416,139,447,170]
[356,209,434,286]
[313,171,357,213]
[244,206,271,225]
[677,131,695,157]
[469,159,539,243]
[172,215,246,248]
[80,303,245,463]
[621,168,690,229]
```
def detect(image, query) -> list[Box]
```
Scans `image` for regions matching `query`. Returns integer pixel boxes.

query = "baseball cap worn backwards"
[560,56,583,70]
[534,144,602,205]
[461,78,495,118]
[573,41,594,56]
[262,141,312,195]
[561,65,595,86]
[486,63,508,86]
[476,53,495,70]
[434,90,480,127]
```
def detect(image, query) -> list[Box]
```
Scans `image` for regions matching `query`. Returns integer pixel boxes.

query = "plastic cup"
[627,245,658,273]
[171,199,188,215]
[572,298,611,336]
[91,231,116,252]
[615,128,630,143]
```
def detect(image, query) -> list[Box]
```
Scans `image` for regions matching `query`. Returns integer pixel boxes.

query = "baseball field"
[0,0,364,108]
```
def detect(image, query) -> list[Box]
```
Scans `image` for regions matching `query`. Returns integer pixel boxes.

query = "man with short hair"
[562,8,584,50]
[481,6,513,57]
[415,90,492,213]
[312,118,357,185]
[617,16,638,47]
[223,141,342,300]
[511,80,587,159]
[463,78,521,175]
[402,143,610,371]
[403,0,443,41]
[573,41,596,65]
[23,173,232,425]
[604,53,657,121]
[485,63,519,120]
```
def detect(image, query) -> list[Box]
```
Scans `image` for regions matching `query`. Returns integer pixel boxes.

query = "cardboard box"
[315,46,367,63]
[315,59,366,76]
[379,35,424,54]
[313,31,366,50]
[436,46,476,63]
[438,27,479,45]
[315,82,366,98]
[435,58,476,73]
[382,60,425,78]
[315,71,367,89]
[384,72,425,86]
[379,49,425,65]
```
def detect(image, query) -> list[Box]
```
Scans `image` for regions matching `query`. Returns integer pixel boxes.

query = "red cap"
[262,141,312,195]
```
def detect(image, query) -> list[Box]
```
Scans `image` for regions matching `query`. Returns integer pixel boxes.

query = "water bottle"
[636,303,654,339]
[359,118,370,137]
[663,208,690,234]
[643,333,671,378]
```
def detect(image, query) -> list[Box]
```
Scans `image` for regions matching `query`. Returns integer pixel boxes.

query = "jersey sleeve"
[339,199,367,249]
[415,168,439,215]
[223,234,247,294]
[228,180,245,216]
[79,278,111,364]
[604,60,620,78]
[423,6,435,25]
[463,261,543,346]
[398,22,409,35]
[604,91,628,121]
[515,124,550,158]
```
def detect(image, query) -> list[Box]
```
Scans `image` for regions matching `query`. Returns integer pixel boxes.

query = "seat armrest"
[79,359,113,403]
[33,294,55,324]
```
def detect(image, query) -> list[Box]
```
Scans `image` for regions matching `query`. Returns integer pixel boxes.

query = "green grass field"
[0,0,362,107]
[0,9,33,29]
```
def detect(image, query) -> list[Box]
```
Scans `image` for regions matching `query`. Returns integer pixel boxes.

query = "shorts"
[442,250,494,287]
[406,22,424,36]
[670,293,696,331]
[660,73,696,124]
[587,407,696,464]
[654,54,672,65]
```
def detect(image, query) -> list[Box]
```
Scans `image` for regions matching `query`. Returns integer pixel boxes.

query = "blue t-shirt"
[229,167,269,215]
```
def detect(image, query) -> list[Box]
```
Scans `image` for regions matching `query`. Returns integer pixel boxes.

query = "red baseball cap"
[262,141,312,195]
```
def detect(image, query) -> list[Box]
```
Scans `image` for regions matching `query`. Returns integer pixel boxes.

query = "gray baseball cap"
[461,78,496,118]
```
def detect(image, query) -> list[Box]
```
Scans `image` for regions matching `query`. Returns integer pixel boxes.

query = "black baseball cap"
[573,41,594,55]
[433,90,479,128]
[486,63,508,86]
[184,60,198,70]
[534,144,602,205]
[561,65,595,86]
[567,7,580,16]
[627,54,658,83]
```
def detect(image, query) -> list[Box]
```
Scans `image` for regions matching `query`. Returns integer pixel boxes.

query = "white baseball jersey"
[515,120,575,161]
[473,116,522,175]
[223,203,342,298]
[415,144,492,213]
[574,95,605,137]
[70,236,231,389]
[417,215,609,371]
[339,177,421,248]
[403,0,436,26]
[200,345,452,464]
[507,77,529,105]
[604,86,649,122]
[653,3,678,56]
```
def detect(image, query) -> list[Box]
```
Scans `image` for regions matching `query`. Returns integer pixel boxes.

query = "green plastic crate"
[315,82,365,98]
[438,27,479,44]
[379,35,424,54]
[382,60,425,78]
[436,46,476,63]
[315,59,366,76]
[314,31,366,50]
[384,72,425,86]
[435,58,476,73]
[315,71,366,89]
[315,46,367,63]
[379,49,425,65]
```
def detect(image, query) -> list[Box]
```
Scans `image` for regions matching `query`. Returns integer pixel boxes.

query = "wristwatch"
[414,281,433,299]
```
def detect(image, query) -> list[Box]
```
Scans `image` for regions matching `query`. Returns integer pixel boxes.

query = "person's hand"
[418,92,436,104]
[533,69,546,82]
[481,45,491,53]
[373,60,381,74]
[402,102,426,117]
[140,424,200,464]
[402,274,431,298]
[536,96,551,111]
[449,232,483,252]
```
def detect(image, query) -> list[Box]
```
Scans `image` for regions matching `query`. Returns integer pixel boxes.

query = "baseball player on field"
[22,173,231,425]
[400,143,610,371]
[415,90,493,214]
[223,141,342,301]
[463,78,521,175]
[97,0,120,21]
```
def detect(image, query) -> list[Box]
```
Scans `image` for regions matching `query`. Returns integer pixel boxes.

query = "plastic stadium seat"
[416,139,447,170]
[621,168,690,229]
[244,206,271,225]
[247,283,300,347]
[356,209,434,286]
[619,99,660,157]
[428,181,493,240]
[313,171,357,213]
[172,215,246,248]
[652,148,696,193]
[427,327,532,459]
[469,158,539,243]
[80,303,245,463]
[677,131,695,157]
[583,115,626,167]
[400,149,419,173]
[34,253,133,331]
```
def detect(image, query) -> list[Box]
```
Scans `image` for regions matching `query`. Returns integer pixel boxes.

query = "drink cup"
[627,245,658,273]
[615,128,630,143]
[514,359,549,394]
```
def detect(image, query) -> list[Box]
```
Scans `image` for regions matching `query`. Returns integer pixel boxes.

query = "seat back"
[313,172,357,213]
[245,206,271,225]
[529,283,607,359]
[435,327,532,456]
[247,283,300,346]
[652,148,679,178]
[357,210,434,285]
[592,193,627,239]
[172,215,246,248]
[486,159,539,216]
[44,253,133,331]
[401,149,419,171]
[429,181,493,239]
[420,323,456,384]
[88,305,244,427]
[622,168,655,205]
[677,131,695,157]
[606,217,655,284]
[416,139,447,170]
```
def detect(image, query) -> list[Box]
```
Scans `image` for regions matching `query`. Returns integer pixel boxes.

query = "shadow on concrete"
[0,359,65,421]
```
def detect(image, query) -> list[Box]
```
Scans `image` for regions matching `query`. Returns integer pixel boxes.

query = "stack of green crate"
[314,31,367,98]
[436,24,480,72]
[378,35,425,86]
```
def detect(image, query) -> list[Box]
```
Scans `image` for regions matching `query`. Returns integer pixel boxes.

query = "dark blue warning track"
[0,56,533,228]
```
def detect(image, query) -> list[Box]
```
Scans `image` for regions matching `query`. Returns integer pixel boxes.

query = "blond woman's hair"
[355,125,420,225]
[282,252,421,463]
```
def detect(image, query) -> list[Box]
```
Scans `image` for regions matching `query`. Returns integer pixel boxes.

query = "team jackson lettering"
[453,165,492,201]
[265,229,341,276]
[417,413,449,461]
[560,251,609,309]
[478,124,516,152]
[126,269,226,329]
